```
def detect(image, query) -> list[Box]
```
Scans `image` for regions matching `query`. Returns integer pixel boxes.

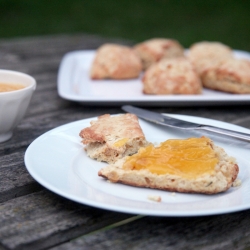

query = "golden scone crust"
[98,138,239,194]
[79,114,149,163]
[90,44,142,80]
[142,57,202,95]
[202,58,250,94]
[188,41,233,75]
[134,38,184,70]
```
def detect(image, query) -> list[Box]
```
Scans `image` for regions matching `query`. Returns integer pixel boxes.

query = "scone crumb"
[170,192,176,196]
[147,195,162,202]
[232,179,242,187]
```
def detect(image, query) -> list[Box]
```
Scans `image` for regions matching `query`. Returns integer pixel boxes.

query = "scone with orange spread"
[142,57,202,95]
[98,137,239,194]
[90,44,142,80]
[79,114,149,163]
[134,38,184,70]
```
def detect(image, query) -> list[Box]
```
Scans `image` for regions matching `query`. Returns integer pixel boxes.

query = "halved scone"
[98,137,239,194]
[79,114,149,163]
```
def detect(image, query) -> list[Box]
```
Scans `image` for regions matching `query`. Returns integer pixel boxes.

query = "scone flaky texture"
[79,114,149,163]
[134,38,184,70]
[202,58,250,94]
[188,41,233,75]
[142,57,202,95]
[90,44,142,80]
[98,139,239,194]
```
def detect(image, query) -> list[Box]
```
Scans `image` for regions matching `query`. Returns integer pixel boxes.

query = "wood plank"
[50,211,250,250]
[0,190,131,250]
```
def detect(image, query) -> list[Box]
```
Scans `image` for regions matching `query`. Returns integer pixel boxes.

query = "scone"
[90,44,142,79]
[201,58,250,94]
[188,41,233,75]
[134,38,184,70]
[79,114,149,163]
[99,137,239,194]
[142,57,202,95]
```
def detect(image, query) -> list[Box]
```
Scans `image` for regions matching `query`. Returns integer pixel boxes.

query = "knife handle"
[201,125,250,142]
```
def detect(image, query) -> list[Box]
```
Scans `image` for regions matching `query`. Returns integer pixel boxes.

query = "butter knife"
[122,105,250,142]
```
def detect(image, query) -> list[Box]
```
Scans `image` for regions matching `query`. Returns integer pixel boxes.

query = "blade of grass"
[72,214,145,241]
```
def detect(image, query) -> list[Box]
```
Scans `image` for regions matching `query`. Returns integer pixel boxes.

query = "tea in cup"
[0,70,36,142]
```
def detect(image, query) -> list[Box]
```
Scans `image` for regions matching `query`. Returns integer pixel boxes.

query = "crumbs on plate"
[147,195,162,202]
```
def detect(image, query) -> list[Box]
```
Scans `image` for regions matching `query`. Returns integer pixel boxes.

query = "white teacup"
[0,69,36,142]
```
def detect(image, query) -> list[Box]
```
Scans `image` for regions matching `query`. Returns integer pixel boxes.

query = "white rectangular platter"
[57,50,250,106]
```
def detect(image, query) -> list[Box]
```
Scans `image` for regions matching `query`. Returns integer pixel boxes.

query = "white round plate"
[25,114,250,216]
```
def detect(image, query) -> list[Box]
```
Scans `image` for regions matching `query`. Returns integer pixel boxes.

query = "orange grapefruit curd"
[123,137,219,179]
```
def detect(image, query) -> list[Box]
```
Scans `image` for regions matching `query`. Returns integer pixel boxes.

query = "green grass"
[1,0,250,50]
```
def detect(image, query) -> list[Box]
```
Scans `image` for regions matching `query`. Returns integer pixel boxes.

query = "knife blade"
[122,105,250,142]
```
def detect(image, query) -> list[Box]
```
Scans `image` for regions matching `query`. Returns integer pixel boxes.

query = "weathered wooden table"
[1,34,250,250]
